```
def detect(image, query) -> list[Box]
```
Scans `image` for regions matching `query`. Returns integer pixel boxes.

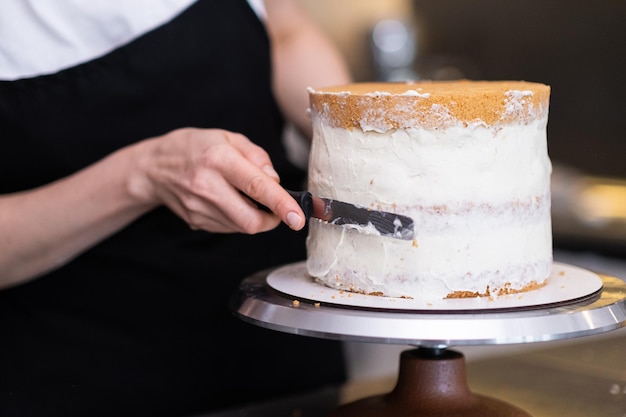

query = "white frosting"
[306,109,552,299]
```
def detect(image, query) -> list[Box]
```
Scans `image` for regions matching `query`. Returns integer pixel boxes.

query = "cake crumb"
[292,300,300,307]
[446,279,547,299]
[314,302,321,308]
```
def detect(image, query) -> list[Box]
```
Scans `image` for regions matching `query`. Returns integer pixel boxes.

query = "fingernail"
[286,211,303,230]
[262,165,280,180]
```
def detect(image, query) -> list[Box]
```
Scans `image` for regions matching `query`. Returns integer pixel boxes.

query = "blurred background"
[301,0,626,255]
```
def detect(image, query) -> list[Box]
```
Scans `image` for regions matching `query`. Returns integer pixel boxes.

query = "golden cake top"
[309,80,550,131]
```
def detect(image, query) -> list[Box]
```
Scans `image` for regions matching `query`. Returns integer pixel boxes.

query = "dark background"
[411,0,626,178]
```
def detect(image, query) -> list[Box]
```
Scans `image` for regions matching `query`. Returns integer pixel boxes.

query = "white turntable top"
[233,262,626,347]
[267,262,603,312]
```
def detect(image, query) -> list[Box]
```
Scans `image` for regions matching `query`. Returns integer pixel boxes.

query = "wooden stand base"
[329,348,532,417]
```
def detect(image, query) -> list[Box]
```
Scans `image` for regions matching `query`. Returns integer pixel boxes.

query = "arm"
[264,0,351,138]
[0,128,305,289]
[0,1,347,289]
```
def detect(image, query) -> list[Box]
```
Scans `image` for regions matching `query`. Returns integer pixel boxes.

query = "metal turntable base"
[231,262,626,416]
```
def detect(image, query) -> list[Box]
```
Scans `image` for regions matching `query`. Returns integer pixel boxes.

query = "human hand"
[132,128,306,234]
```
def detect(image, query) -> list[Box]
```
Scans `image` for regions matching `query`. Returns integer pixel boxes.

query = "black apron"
[0,1,345,416]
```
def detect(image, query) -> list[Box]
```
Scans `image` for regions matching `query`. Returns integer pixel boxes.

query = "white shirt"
[0,0,266,81]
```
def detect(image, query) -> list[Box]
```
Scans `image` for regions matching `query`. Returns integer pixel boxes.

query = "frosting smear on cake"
[306,80,552,300]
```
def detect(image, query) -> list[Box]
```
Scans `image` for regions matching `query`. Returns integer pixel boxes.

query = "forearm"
[265,0,351,138]
[0,127,307,288]
[0,142,155,288]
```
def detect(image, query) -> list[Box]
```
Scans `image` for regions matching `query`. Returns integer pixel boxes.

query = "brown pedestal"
[329,348,532,417]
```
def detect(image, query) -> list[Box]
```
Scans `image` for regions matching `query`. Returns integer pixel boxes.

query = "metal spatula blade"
[287,190,414,240]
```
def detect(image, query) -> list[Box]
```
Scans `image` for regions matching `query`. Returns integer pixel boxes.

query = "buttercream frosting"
[306,80,552,300]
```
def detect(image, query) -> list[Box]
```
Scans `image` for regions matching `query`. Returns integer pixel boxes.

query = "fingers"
[150,128,306,234]
[197,178,284,234]
[227,133,281,182]
[250,185,306,232]
[222,133,306,231]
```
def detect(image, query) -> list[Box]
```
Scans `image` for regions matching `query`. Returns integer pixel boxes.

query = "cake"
[305,80,552,299]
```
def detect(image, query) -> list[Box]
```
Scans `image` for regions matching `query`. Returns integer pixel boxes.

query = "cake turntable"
[231,262,626,417]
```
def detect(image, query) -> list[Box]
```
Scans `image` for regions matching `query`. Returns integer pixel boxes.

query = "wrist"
[120,138,162,211]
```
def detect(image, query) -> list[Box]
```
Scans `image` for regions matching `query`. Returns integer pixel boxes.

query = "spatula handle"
[286,190,313,220]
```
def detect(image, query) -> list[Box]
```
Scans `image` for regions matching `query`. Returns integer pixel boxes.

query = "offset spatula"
[286,190,415,241]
